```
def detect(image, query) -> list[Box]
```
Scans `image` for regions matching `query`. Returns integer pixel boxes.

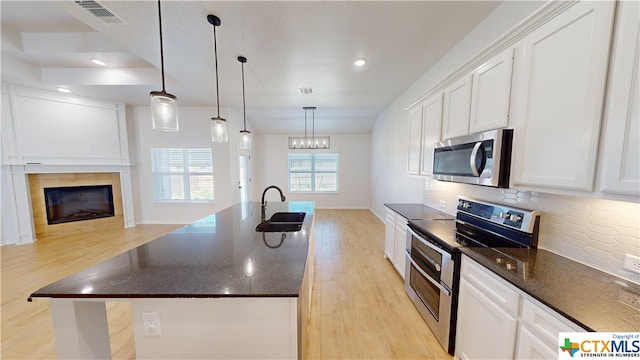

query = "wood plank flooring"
[1,209,452,359]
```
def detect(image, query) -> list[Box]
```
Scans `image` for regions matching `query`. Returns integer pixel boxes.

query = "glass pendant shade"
[211,117,228,142]
[150,91,178,131]
[240,130,252,150]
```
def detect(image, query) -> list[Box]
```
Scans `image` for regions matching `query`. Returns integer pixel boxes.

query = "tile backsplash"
[423,178,640,284]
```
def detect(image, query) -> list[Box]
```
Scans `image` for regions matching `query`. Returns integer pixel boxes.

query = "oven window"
[411,235,443,279]
[410,264,440,320]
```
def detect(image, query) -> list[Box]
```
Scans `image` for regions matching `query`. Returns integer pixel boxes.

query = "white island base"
[49,297,303,359]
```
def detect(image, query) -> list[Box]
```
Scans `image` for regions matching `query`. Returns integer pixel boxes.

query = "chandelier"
[288,107,330,149]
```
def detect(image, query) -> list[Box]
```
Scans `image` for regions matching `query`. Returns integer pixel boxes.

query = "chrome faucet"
[261,185,286,221]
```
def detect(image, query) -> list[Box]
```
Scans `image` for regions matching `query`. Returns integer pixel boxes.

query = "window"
[151,148,214,201]
[288,153,338,192]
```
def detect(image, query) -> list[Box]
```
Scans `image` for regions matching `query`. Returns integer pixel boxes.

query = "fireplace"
[44,185,115,225]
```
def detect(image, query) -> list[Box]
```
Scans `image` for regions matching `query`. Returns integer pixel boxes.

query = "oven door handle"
[407,227,450,259]
[406,250,451,296]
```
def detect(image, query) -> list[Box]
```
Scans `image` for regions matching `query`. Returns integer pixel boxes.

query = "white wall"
[370,0,640,284]
[129,105,253,224]
[369,1,545,220]
[422,179,640,284]
[253,134,371,209]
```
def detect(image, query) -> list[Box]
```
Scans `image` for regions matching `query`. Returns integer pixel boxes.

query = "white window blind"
[151,148,214,201]
[288,153,338,192]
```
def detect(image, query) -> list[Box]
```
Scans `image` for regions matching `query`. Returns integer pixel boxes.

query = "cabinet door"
[394,219,407,279]
[469,47,514,134]
[420,93,443,176]
[599,0,639,196]
[442,74,472,140]
[407,105,423,175]
[384,211,396,261]
[455,277,518,360]
[511,1,615,191]
[515,325,558,360]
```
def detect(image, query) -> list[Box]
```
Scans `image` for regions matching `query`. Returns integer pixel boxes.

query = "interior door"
[238,154,250,203]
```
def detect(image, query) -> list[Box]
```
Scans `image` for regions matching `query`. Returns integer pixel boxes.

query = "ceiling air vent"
[298,88,314,95]
[74,1,125,24]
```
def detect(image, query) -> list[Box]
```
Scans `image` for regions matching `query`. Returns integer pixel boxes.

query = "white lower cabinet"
[455,255,585,360]
[383,208,408,280]
[394,220,407,278]
[515,325,558,360]
[456,256,519,360]
[384,209,396,261]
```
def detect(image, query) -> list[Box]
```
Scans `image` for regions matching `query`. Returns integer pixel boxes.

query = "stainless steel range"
[404,197,541,355]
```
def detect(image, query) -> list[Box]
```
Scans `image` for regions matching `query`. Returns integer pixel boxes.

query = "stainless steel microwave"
[432,129,513,188]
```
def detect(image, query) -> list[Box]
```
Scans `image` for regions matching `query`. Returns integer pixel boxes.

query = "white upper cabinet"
[420,93,443,176]
[442,74,472,140]
[469,47,514,134]
[407,104,423,175]
[599,0,640,196]
[510,1,616,192]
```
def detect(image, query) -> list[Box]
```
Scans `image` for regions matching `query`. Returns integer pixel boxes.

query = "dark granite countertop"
[384,203,454,220]
[460,247,640,332]
[29,201,315,299]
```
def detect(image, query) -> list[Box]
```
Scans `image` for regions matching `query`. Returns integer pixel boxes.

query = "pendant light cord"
[213,23,221,118]
[312,108,315,142]
[157,0,166,93]
[241,60,247,130]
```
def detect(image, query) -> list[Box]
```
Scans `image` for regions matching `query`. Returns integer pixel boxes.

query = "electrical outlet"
[142,311,161,336]
[439,200,447,209]
[623,253,640,274]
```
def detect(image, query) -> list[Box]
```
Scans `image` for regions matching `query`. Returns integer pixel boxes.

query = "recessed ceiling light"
[298,88,314,95]
[91,59,107,66]
[354,58,367,67]
[57,87,71,93]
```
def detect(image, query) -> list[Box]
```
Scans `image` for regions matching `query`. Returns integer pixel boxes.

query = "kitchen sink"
[268,212,305,223]
[255,212,306,232]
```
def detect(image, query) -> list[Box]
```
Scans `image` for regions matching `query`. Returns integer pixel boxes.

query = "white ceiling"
[1,0,501,135]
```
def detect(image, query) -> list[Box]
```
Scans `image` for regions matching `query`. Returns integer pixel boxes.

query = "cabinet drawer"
[521,298,584,348]
[385,208,396,220]
[461,257,521,317]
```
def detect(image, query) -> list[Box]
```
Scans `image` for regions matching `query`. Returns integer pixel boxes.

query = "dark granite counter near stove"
[384,203,454,220]
[461,247,640,332]
[29,201,315,299]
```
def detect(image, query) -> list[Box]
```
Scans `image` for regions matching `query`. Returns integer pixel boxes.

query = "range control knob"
[460,201,471,209]
[499,211,510,218]
[509,214,522,222]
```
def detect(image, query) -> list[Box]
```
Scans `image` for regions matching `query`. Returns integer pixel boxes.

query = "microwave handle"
[469,141,483,176]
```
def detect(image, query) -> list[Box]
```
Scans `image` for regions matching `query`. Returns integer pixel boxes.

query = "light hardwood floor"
[1,209,451,359]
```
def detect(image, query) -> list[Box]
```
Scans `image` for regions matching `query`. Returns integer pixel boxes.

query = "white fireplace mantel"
[1,85,135,245]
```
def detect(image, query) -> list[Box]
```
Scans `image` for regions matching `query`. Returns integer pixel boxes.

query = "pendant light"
[288,107,330,149]
[150,0,178,132]
[238,56,252,150]
[207,14,228,143]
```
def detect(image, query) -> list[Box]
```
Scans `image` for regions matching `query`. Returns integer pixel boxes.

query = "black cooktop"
[408,219,459,252]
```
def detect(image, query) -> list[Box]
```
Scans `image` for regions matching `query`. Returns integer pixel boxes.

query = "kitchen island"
[29,201,316,359]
